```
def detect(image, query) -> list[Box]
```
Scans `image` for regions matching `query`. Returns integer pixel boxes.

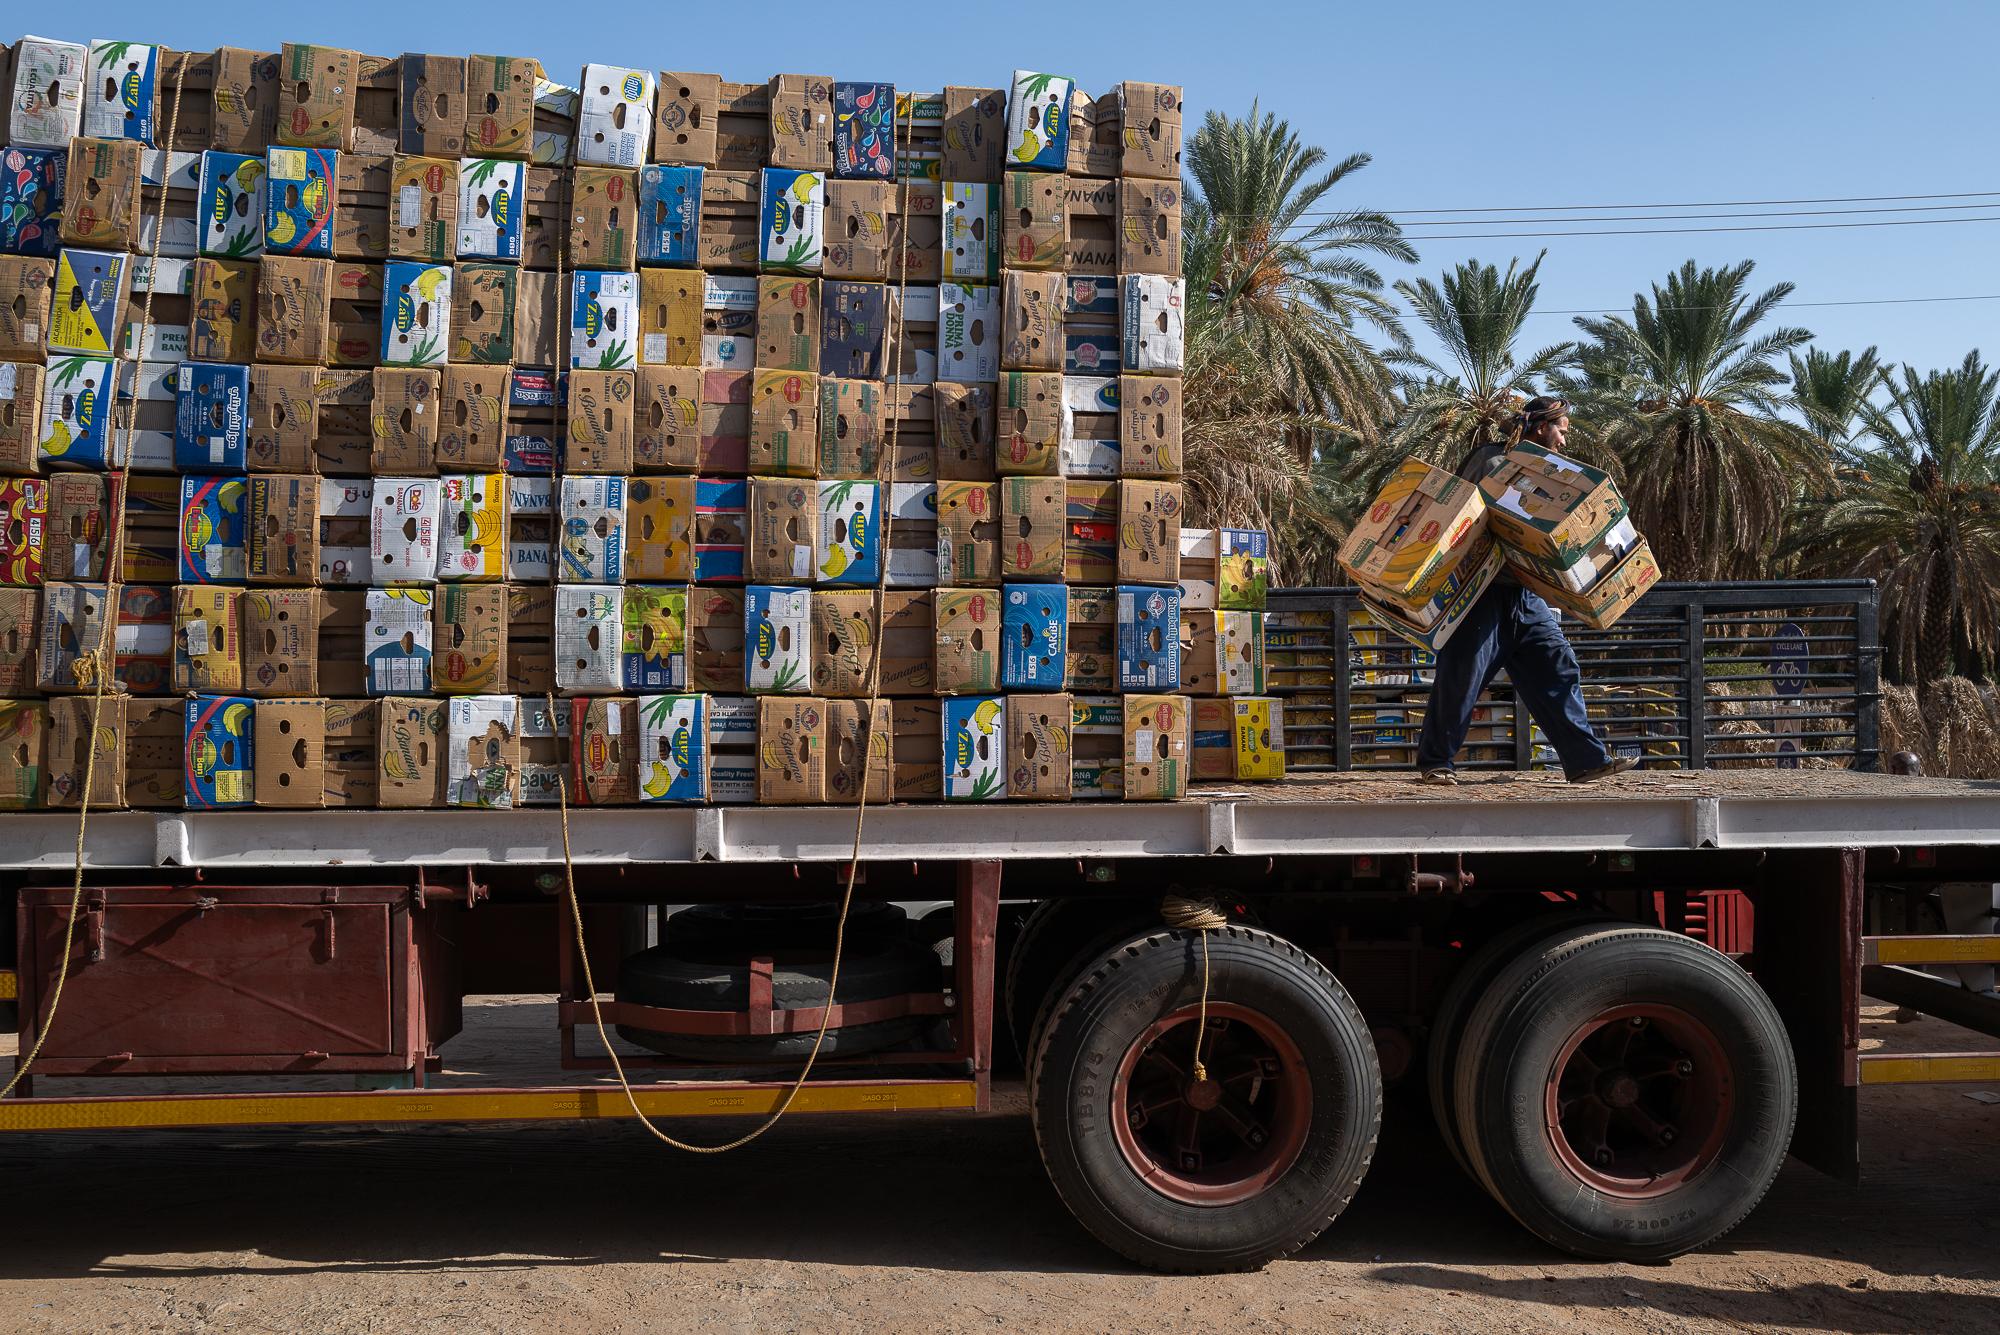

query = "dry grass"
[1877,677,2000,778]
[1706,679,1850,769]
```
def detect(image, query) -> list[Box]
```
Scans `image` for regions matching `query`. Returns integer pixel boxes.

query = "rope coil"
[1161,894,1227,1083]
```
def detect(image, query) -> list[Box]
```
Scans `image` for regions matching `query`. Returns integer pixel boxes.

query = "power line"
[1377,189,2000,213]
[1296,213,2000,241]
[1391,201,2000,226]
[1513,293,2000,317]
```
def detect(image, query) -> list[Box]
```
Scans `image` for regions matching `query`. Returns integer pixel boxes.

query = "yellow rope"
[4,54,189,1100]
[553,101,914,1150]
[1161,894,1227,1084]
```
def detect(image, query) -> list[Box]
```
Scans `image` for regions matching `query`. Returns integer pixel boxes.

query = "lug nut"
[1676,1059,1694,1077]
[1659,1125,1678,1145]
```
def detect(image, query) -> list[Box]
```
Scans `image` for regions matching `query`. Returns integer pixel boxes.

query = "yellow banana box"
[620,585,687,691]
[47,249,131,356]
[1338,457,1489,608]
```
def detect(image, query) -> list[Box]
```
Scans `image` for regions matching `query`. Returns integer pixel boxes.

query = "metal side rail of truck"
[2,581,1997,1274]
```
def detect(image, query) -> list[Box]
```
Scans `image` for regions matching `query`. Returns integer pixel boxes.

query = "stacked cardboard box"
[0,37,1285,809]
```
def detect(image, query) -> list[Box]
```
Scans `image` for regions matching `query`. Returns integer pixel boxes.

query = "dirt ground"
[1,1002,1995,1335]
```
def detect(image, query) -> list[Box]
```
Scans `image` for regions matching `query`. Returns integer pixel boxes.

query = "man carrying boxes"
[1341,396,1645,786]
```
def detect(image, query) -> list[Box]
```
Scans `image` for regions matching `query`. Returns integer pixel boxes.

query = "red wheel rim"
[1544,1003,1733,1198]
[1109,1002,1313,1206]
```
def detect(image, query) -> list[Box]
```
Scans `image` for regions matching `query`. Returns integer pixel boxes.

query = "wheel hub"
[1545,1002,1732,1199]
[1185,1077,1222,1111]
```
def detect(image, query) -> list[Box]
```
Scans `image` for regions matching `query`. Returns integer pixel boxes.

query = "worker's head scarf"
[1506,395,1571,446]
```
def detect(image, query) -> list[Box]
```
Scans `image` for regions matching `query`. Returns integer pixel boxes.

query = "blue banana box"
[174,362,250,472]
[0,146,66,257]
[814,480,880,585]
[833,82,896,179]
[37,355,116,468]
[1117,584,1181,691]
[743,584,811,694]
[197,150,265,258]
[178,474,249,584]
[1002,583,1068,689]
[637,165,702,266]
[264,146,338,257]
[85,41,160,144]
[637,694,708,803]
[569,269,638,369]
[1004,70,1072,171]
[184,694,255,809]
[759,168,824,274]
[943,696,1006,801]
[382,261,453,366]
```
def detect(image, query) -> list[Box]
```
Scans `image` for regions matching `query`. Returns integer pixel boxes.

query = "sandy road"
[0,1004,1994,1334]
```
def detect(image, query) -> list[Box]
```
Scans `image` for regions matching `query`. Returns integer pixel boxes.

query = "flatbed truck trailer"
[3,767,1998,1273]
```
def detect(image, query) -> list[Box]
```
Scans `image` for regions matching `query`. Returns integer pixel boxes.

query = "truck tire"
[1031,925,1381,1273]
[1003,898,1148,1065]
[1426,913,1617,1178]
[1453,927,1796,1261]
[614,937,942,1061]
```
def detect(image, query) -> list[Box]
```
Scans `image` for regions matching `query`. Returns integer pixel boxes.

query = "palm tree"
[1786,353,2000,683]
[1369,252,1575,480]
[1183,103,1414,440]
[1789,345,1884,455]
[1564,260,1828,580]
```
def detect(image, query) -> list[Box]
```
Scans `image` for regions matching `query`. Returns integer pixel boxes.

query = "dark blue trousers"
[1415,582,1613,779]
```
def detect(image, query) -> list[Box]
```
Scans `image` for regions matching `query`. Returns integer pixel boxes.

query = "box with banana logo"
[634,693,707,803]
[178,474,249,584]
[942,695,1005,801]
[184,693,255,808]
[1003,70,1073,172]
[637,165,702,266]
[1002,583,1067,690]
[759,168,824,274]
[755,695,824,803]
[37,356,115,469]
[48,250,131,356]
[569,268,637,369]
[576,65,655,168]
[1006,693,1072,799]
[814,480,878,586]
[555,584,622,693]
[445,694,519,807]
[264,146,338,257]
[198,151,266,259]
[172,585,241,692]
[743,583,810,694]
[381,259,452,366]
[457,157,525,261]
[620,585,686,691]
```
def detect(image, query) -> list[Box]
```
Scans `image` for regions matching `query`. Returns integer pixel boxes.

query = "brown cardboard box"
[327,259,384,367]
[190,257,259,362]
[687,586,744,691]
[0,256,53,360]
[61,137,142,249]
[620,477,690,582]
[399,56,467,157]
[888,182,943,283]
[879,589,933,695]
[712,82,774,170]
[567,370,636,473]
[1064,177,1117,271]
[1123,694,1189,800]
[809,589,878,697]
[933,587,998,695]
[756,695,826,803]
[639,268,701,367]
[1120,374,1184,477]
[826,697,891,803]
[820,281,888,380]
[276,44,359,149]
[997,371,1061,475]
[570,167,639,269]
[1118,480,1183,583]
[1002,476,1065,579]
[210,48,281,153]
[654,71,721,165]
[1006,693,1073,799]
[253,698,326,807]
[635,367,702,471]
[520,167,569,270]
[0,588,38,697]
[767,74,834,170]
[512,268,560,366]
[937,481,999,585]
[257,255,333,364]
[317,589,368,696]
[1000,272,1063,373]
[1477,444,1630,571]
[452,262,516,364]
[1118,179,1183,277]
[464,54,541,159]
[42,473,110,582]
[333,149,390,260]
[816,378,885,478]
[247,475,319,583]
[377,695,445,807]
[570,696,638,804]
[748,477,818,583]
[370,367,442,473]
[1065,89,1120,178]
[696,215,760,273]
[1179,611,1217,695]
[313,368,376,473]
[1066,586,1116,692]
[241,588,319,696]
[941,86,1007,182]
[1513,539,1662,632]
[1190,697,1233,781]
[120,478,180,584]
[0,362,44,475]
[124,698,182,808]
[757,275,820,372]
[0,699,44,808]
[437,365,510,470]
[1001,172,1065,271]
[321,697,377,806]
[934,381,995,480]
[823,180,891,280]
[173,585,242,692]
[506,584,553,695]
[47,694,127,809]
[1118,83,1184,179]
[388,154,459,261]
[433,583,507,693]
[245,366,317,471]
[891,696,943,800]
[748,368,818,477]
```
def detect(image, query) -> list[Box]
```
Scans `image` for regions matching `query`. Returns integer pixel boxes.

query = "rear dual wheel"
[1450,925,1797,1261]
[1031,925,1381,1273]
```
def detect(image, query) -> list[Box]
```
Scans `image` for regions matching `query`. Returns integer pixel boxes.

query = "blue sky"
[44,0,1998,376]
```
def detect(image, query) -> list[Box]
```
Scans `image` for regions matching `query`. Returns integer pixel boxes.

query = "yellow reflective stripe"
[1865,936,2000,966]
[1860,1054,2000,1085]
[0,971,14,1000]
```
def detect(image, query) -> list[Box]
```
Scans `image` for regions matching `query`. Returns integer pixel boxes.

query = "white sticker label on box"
[1135,729,1155,764]
[205,543,226,576]
[0,364,14,400]
[644,333,668,363]
[398,184,422,229]
[185,617,210,659]
[269,148,306,178]
[791,544,810,579]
